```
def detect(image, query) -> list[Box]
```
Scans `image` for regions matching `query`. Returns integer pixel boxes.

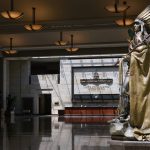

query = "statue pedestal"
[109,140,150,150]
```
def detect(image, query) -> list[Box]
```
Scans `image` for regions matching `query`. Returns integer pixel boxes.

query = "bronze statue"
[129,5,150,141]
[110,5,150,141]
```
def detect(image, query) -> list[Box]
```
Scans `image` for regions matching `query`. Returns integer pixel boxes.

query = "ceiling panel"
[0,0,149,55]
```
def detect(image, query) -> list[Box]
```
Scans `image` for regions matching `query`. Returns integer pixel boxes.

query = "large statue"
[129,5,150,141]
[110,5,150,141]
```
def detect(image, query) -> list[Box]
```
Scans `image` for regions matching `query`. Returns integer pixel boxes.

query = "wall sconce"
[24,7,43,31]
[1,0,23,19]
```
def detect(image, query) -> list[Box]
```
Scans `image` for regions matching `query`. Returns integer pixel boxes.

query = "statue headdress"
[136,5,150,29]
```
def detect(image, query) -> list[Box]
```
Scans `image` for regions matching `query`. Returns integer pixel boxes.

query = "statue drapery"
[129,5,150,140]
[130,44,150,141]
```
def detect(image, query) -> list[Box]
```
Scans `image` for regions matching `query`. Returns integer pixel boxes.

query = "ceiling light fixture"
[115,6,134,26]
[105,0,128,13]
[1,0,23,19]
[4,38,17,54]
[55,31,68,46]
[24,7,43,31]
[66,34,79,52]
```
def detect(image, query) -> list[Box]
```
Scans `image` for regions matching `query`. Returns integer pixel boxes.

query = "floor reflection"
[0,116,111,150]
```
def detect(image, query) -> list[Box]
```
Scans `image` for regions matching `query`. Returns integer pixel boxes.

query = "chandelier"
[1,0,23,19]
[105,0,128,13]
[4,38,17,54]
[115,6,134,26]
[66,34,79,52]
[55,31,68,46]
[24,7,43,31]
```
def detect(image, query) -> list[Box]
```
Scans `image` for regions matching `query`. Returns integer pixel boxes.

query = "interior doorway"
[22,97,33,114]
[39,94,51,115]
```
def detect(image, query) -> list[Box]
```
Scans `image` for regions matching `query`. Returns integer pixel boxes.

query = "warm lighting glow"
[3,38,17,55]
[105,0,128,13]
[66,47,79,52]
[24,7,43,31]
[1,0,23,19]
[55,32,68,46]
[115,18,134,26]
[55,41,68,46]
[24,24,43,31]
[1,11,23,19]
[65,34,79,52]
[115,3,133,27]
[4,50,17,54]
[105,4,127,13]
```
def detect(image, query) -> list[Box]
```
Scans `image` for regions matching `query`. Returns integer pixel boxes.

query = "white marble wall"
[7,60,63,114]
[59,58,119,107]
[73,67,119,95]
[31,74,63,114]
[7,58,120,114]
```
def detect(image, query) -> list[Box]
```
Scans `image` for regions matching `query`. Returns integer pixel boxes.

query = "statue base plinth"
[111,135,135,141]
[109,139,150,150]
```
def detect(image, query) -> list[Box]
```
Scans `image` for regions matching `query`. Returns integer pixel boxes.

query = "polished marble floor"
[0,116,113,150]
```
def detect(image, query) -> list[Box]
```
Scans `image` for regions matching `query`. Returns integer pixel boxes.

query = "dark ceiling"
[0,0,149,57]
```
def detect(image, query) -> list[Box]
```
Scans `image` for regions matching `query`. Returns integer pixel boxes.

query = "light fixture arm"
[10,38,13,50]
[114,0,119,13]
[65,34,79,52]
[60,31,63,41]
[32,7,36,24]
[10,0,14,11]
[114,0,126,13]
[71,34,73,48]
[123,6,130,26]
[123,11,126,26]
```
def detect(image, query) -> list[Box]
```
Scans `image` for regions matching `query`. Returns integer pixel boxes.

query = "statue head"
[134,19,144,32]
[134,19,145,33]
[136,5,150,34]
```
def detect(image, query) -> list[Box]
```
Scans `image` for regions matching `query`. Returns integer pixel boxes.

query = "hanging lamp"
[24,7,43,31]
[66,34,79,52]
[55,31,68,46]
[115,6,134,26]
[1,0,23,19]
[105,0,128,13]
[4,38,17,54]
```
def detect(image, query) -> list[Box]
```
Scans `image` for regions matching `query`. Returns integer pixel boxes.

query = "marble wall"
[6,57,120,114]
[59,58,119,106]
